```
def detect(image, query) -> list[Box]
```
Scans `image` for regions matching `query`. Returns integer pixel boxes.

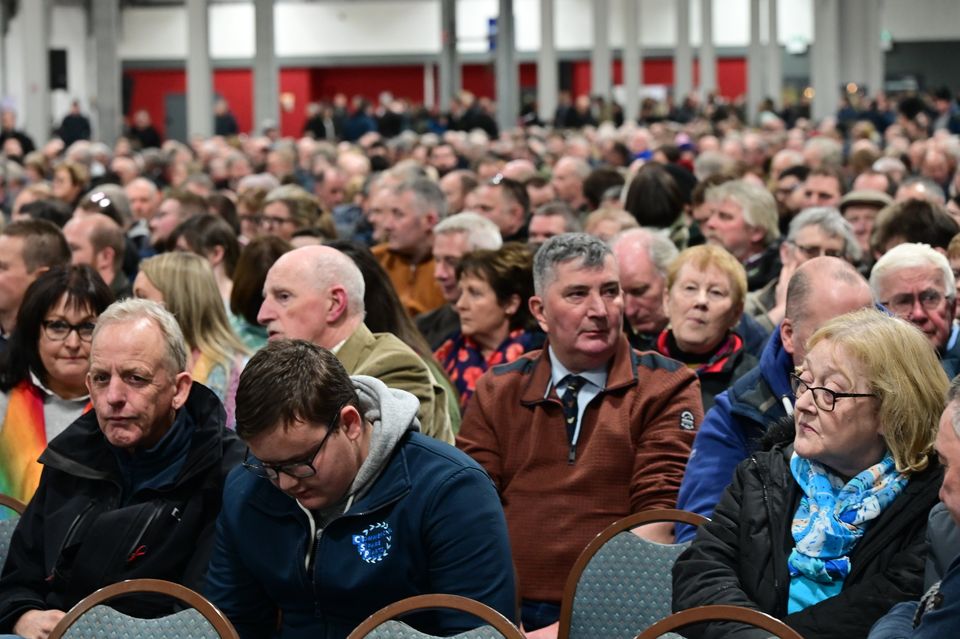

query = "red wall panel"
[124,69,186,139]
[310,65,427,104]
[280,68,311,138]
[213,69,253,134]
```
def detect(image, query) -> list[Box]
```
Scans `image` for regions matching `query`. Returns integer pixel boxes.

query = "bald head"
[781,256,874,364]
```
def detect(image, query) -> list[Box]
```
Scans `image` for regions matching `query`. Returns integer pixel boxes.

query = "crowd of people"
[0,82,959,638]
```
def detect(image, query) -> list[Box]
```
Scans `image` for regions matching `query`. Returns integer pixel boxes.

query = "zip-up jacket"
[0,383,244,632]
[672,442,943,639]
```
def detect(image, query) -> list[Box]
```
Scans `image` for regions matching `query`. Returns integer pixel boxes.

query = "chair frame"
[346,593,524,639]
[557,508,709,639]
[633,604,805,639]
[48,578,239,639]
[0,493,26,514]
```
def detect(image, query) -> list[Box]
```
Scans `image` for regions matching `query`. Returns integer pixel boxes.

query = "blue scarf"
[788,451,908,584]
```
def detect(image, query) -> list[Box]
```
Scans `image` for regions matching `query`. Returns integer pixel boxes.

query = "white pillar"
[495,0,518,133]
[186,0,213,139]
[21,0,50,146]
[747,0,764,125]
[674,0,693,101]
[438,0,459,112]
[765,0,781,108]
[623,0,641,123]
[537,0,558,123]
[253,0,279,134]
[699,0,716,96]
[591,0,611,99]
[424,63,436,110]
[91,0,121,146]
[811,0,840,122]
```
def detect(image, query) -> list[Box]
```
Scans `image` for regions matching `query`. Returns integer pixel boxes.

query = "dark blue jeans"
[521,600,561,631]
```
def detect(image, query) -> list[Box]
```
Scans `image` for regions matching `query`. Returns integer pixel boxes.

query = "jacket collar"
[334,323,374,372]
[519,335,637,405]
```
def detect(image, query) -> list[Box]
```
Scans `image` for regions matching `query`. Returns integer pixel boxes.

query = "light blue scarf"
[788,451,908,584]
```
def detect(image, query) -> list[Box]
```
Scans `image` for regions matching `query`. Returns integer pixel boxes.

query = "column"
[591,0,611,99]
[495,0,518,133]
[674,0,693,101]
[186,0,213,138]
[438,0,459,112]
[747,0,763,124]
[537,0,558,124]
[623,0,642,123]
[0,1,7,98]
[811,0,840,122]
[91,0,122,146]
[699,0,716,96]
[253,0,279,134]
[424,63,436,110]
[839,0,882,95]
[21,0,50,146]
[864,0,883,97]
[765,0,781,108]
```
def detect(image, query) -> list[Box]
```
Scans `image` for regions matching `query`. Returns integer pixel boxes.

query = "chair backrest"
[557,509,709,639]
[0,494,26,572]
[346,593,524,639]
[633,604,806,639]
[48,578,239,639]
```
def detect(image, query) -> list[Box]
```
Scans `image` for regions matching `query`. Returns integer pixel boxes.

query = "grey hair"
[394,177,448,220]
[706,180,781,244]
[313,248,367,316]
[898,176,946,203]
[533,233,612,296]
[557,156,591,180]
[870,242,955,302]
[804,137,844,170]
[533,201,583,233]
[434,212,503,250]
[693,150,735,181]
[787,207,862,263]
[238,173,281,194]
[610,227,679,278]
[93,298,189,374]
[948,375,960,437]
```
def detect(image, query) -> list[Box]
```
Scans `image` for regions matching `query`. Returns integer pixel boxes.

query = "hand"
[12,609,66,639]
[523,621,559,638]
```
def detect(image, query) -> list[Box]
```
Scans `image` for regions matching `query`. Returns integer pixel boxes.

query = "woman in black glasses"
[0,265,113,503]
[673,309,947,639]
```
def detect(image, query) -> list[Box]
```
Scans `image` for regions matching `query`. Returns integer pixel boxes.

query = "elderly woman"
[0,265,113,503]
[673,309,947,639]
[134,252,248,427]
[434,243,542,410]
[656,244,757,410]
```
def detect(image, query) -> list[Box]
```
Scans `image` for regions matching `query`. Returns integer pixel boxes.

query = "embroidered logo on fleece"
[679,410,696,431]
[352,521,393,564]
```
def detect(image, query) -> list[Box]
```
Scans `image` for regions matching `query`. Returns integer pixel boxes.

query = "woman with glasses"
[0,265,113,503]
[134,252,249,428]
[260,184,336,242]
[673,309,947,639]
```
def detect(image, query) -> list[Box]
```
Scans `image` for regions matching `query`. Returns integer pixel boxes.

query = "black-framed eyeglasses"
[790,373,877,412]
[880,289,948,315]
[260,214,296,227]
[788,241,844,260]
[41,319,96,342]
[242,405,344,480]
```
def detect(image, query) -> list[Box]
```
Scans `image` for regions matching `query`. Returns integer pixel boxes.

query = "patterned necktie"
[560,375,587,445]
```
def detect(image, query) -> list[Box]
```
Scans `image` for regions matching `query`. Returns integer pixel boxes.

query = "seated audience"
[260,184,336,243]
[471,175,531,243]
[870,198,959,257]
[229,236,293,352]
[0,299,243,636]
[204,340,516,637]
[0,265,113,503]
[435,243,542,411]
[62,213,131,299]
[673,309,947,639]
[528,202,581,245]
[171,213,241,306]
[134,253,249,427]
[656,245,757,411]
[582,207,638,242]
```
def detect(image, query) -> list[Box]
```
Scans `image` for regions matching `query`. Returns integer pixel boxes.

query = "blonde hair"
[138,252,248,368]
[665,244,748,313]
[807,309,947,474]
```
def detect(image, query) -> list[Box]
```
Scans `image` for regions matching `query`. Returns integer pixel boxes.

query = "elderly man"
[839,189,893,258]
[438,169,477,215]
[0,220,71,345]
[0,299,243,637]
[550,156,590,213]
[373,178,446,317]
[676,257,875,540]
[63,213,131,299]
[870,243,960,377]
[259,245,454,443]
[458,233,702,635]
[124,177,160,257]
[416,212,502,350]
[528,202,581,245]
[471,175,530,243]
[703,180,782,291]
[746,207,861,331]
[205,340,515,638]
[610,228,678,351]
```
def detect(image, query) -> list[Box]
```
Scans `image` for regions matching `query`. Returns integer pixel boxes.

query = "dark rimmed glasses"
[242,405,344,480]
[41,319,96,342]
[790,373,877,412]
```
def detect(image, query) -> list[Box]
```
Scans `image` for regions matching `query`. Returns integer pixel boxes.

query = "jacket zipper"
[48,500,98,580]
[123,504,164,564]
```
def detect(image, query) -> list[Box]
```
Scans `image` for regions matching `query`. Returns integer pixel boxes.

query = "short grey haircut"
[693,150,735,181]
[533,233,612,296]
[804,137,844,170]
[556,156,591,180]
[533,201,582,233]
[948,375,960,437]
[313,247,367,316]
[237,173,281,194]
[787,207,862,263]
[706,180,781,244]
[610,227,679,278]
[434,212,503,251]
[870,242,955,302]
[93,298,189,374]
[394,177,448,220]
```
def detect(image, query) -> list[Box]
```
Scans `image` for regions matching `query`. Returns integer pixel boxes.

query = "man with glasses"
[205,340,514,638]
[746,207,860,331]
[0,299,243,637]
[677,257,874,541]
[871,242,960,377]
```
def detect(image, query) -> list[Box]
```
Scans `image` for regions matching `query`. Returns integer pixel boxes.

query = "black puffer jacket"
[672,435,943,639]
[0,384,244,632]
